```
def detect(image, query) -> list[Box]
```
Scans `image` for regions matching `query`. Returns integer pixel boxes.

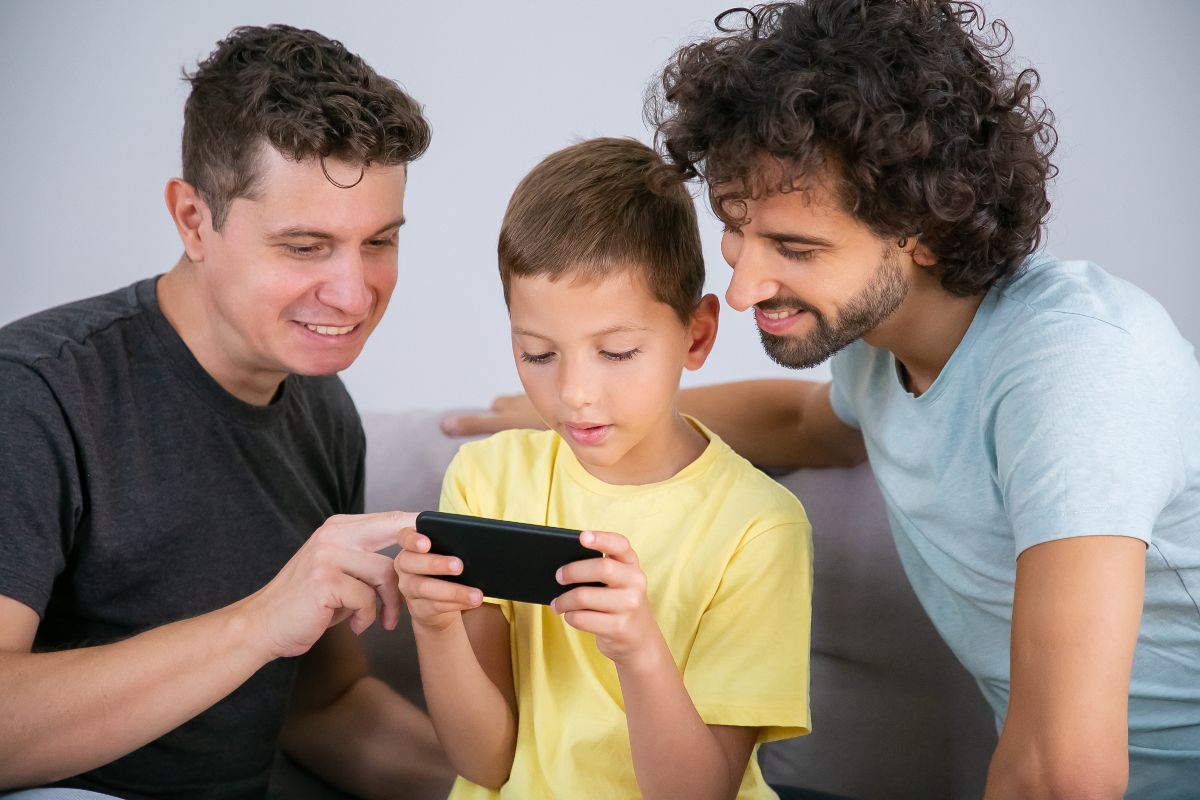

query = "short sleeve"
[992,317,1180,555]
[0,360,81,616]
[437,446,513,621]
[828,349,861,429]
[683,521,813,742]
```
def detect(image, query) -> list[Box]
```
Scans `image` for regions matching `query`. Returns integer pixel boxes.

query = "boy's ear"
[165,178,210,263]
[684,294,720,371]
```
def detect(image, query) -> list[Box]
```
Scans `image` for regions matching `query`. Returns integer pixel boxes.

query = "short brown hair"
[498,138,704,323]
[182,24,431,229]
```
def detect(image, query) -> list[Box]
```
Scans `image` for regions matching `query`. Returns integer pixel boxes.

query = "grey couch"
[273,410,998,799]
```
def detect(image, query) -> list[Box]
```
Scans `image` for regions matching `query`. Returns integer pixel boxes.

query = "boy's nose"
[558,362,597,410]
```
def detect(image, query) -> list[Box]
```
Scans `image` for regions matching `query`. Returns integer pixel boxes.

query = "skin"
[448,179,1146,799]
[0,148,452,797]
[398,271,762,799]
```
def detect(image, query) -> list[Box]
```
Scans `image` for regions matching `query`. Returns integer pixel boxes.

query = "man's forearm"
[679,379,858,469]
[281,676,453,800]
[0,602,271,786]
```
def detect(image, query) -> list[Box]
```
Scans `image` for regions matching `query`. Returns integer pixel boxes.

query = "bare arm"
[984,535,1145,800]
[396,529,518,788]
[556,530,758,800]
[279,621,454,800]
[442,380,866,470]
[0,511,414,787]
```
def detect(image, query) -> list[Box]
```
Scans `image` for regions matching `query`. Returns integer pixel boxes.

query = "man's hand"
[242,511,417,659]
[551,530,659,665]
[394,528,484,632]
[440,394,546,437]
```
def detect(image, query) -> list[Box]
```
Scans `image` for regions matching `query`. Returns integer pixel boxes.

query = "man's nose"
[316,251,373,317]
[724,241,781,312]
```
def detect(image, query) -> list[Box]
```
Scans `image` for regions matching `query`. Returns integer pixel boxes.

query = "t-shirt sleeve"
[683,520,813,742]
[0,360,81,616]
[437,445,513,621]
[992,316,1181,556]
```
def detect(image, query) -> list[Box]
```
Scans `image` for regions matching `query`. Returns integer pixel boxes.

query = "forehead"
[226,146,408,233]
[507,270,681,335]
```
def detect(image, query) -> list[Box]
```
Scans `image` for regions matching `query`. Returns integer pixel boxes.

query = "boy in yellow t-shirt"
[395,138,812,799]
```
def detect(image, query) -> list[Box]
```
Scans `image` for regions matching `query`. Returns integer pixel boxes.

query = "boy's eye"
[601,348,641,362]
[520,352,555,364]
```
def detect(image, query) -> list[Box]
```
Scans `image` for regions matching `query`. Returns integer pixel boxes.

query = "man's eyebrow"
[266,217,406,240]
[761,230,834,247]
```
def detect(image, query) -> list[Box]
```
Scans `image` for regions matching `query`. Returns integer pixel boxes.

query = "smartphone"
[415,511,599,605]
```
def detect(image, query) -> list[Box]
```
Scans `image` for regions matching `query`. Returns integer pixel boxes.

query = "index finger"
[330,510,421,552]
[579,530,636,564]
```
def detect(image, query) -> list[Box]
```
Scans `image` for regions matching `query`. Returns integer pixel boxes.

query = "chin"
[287,352,361,377]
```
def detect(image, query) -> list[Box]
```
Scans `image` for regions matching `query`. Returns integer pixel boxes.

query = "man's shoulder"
[0,280,149,368]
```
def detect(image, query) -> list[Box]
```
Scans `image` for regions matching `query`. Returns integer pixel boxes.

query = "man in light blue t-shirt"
[453,2,1199,798]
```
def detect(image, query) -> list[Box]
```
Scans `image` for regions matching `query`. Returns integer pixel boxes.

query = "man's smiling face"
[720,177,912,369]
[193,146,407,387]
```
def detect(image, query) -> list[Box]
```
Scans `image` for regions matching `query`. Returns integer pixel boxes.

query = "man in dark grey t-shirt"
[0,26,451,799]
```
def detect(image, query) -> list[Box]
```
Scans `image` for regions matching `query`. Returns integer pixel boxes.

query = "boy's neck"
[578,411,708,486]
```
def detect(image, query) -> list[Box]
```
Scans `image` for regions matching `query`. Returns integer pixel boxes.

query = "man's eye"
[283,244,322,256]
[602,349,640,362]
[367,237,398,248]
[777,245,816,262]
[520,352,555,364]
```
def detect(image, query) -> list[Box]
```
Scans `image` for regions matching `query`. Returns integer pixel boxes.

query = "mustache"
[755,294,819,315]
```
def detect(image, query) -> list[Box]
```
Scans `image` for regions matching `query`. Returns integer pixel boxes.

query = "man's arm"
[443,380,866,470]
[279,620,454,800]
[0,512,413,787]
[985,535,1146,800]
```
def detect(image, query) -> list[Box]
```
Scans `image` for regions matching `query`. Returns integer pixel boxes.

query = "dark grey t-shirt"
[0,278,366,799]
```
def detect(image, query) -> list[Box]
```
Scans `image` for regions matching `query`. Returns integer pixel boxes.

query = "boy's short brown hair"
[498,138,704,323]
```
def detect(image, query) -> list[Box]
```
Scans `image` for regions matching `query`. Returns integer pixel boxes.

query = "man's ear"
[684,294,720,371]
[164,178,210,263]
[901,236,937,269]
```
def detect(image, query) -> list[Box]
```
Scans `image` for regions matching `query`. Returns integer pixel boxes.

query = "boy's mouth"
[564,422,611,446]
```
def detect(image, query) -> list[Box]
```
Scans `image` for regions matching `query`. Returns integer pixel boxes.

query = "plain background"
[1,1,1197,414]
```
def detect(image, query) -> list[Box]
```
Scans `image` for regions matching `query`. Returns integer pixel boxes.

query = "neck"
[581,411,708,486]
[864,272,986,396]
[157,258,286,406]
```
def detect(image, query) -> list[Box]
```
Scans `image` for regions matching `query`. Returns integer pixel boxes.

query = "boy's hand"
[440,394,546,437]
[551,530,660,666]
[394,528,483,632]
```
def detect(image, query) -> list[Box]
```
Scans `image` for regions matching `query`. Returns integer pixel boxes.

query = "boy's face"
[508,271,715,484]
[189,147,406,388]
[720,177,914,369]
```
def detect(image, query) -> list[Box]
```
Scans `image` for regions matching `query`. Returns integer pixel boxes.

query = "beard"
[759,247,910,369]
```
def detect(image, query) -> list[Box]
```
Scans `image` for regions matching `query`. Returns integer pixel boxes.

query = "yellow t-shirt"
[441,421,812,800]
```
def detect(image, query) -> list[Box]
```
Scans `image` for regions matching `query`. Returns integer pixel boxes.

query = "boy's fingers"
[396,550,463,578]
[552,586,634,615]
[411,576,481,606]
[399,529,431,553]
[579,530,637,564]
[558,556,639,588]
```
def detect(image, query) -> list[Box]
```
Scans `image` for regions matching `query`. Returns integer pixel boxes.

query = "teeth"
[762,309,799,320]
[305,323,356,336]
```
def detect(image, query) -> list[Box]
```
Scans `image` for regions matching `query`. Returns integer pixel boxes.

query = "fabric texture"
[437,422,812,800]
[0,278,365,799]
[829,253,1200,798]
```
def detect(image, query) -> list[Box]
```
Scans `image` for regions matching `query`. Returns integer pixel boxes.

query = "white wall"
[2,1,1196,413]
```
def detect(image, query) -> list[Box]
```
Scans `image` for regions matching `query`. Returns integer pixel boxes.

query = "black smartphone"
[415,511,599,605]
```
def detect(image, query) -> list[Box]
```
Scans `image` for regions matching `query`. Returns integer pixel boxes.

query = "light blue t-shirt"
[829,254,1200,798]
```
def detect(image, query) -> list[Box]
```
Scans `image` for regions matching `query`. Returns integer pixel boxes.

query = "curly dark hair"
[182,24,431,229]
[647,0,1057,296]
